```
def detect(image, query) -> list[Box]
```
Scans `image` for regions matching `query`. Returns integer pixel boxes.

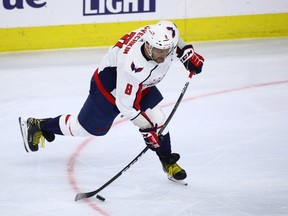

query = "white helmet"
[144,25,173,60]
[156,20,179,48]
[145,25,173,50]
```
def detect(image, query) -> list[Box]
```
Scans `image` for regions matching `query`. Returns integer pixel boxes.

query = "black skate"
[159,153,187,184]
[18,117,55,152]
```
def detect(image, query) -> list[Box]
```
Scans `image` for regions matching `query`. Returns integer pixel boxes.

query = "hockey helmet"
[156,20,179,48]
[144,25,173,61]
[145,25,174,51]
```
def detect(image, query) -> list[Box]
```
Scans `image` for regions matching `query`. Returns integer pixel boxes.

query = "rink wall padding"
[0,13,287,52]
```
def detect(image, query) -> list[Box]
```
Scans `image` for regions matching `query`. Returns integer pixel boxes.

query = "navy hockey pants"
[77,76,171,156]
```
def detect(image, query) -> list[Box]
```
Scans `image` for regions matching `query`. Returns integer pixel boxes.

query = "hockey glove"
[131,112,153,129]
[177,45,204,74]
[139,124,160,150]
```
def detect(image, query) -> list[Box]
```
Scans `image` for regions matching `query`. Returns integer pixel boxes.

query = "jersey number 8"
[125,83,133,95]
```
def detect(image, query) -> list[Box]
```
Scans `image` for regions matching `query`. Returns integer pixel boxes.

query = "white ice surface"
[0,38,288,216]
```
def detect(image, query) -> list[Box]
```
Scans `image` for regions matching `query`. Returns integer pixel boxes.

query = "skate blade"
[18,117,29,153]
[168,176,188,186]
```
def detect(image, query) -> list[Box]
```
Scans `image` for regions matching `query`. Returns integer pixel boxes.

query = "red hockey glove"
[139,124,160,150]
[177,45,204,74]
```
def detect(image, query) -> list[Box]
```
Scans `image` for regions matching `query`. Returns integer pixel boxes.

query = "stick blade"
[75,191,97,201]
[75,193,88,201]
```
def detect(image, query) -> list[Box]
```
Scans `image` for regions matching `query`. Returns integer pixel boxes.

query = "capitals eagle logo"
[131,61,143,73]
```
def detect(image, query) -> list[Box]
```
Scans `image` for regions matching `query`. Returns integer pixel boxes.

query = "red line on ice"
[67,79,288,215]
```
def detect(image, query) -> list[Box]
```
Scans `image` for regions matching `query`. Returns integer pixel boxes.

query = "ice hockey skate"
[18,117,55,152]
[159,153,187,185]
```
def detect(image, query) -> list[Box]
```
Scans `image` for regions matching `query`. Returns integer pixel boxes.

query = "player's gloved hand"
[139,124,160,150]
[177,45,204,74]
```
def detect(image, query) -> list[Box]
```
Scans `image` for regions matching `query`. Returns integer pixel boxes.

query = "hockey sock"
[156,132,172,157]
[41,116,63,135]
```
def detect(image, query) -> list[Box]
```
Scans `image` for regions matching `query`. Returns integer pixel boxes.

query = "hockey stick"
[75,71,194,201]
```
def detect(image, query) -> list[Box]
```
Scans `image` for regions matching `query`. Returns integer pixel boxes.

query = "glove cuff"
[131,112,153,129]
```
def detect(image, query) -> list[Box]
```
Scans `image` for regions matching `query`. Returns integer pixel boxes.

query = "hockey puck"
[96,194,106,202]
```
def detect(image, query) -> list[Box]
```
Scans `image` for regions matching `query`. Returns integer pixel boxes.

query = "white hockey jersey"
[95,25,179,120]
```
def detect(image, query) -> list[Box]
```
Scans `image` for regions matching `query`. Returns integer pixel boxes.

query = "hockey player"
[19,20,204,182]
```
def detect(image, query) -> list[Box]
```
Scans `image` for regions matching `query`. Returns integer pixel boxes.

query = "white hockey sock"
[59,115,91,137]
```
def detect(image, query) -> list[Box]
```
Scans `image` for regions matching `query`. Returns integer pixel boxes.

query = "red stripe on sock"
[65,115,71,125]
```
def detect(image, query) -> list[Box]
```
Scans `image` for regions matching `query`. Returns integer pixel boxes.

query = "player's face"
[151,47,171,63]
